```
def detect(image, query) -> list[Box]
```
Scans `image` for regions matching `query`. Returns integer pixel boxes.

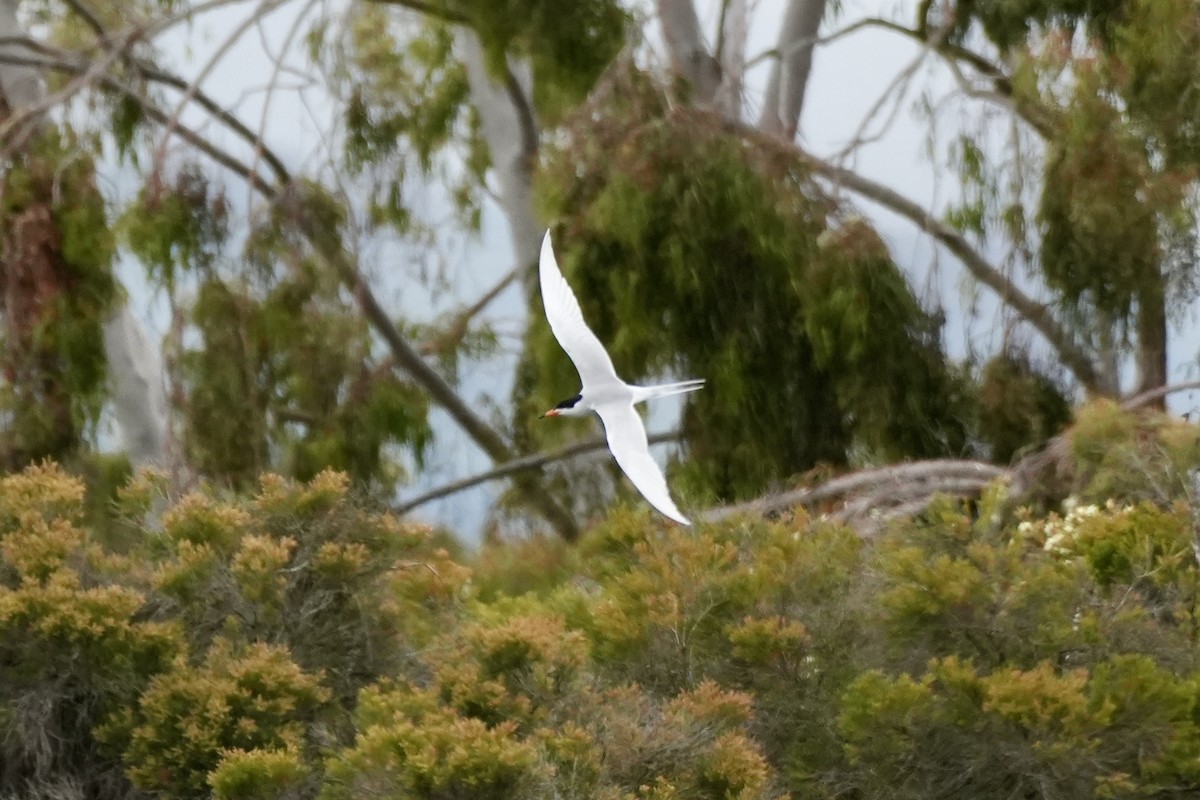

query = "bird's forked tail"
[633,378,706,404]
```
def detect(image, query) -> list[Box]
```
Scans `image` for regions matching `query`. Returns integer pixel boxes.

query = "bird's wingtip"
[540,229,557,267]
[668,510,691,526]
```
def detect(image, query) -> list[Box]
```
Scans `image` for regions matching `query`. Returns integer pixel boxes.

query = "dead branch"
[1121,380,1200,412]
[707,380,1200,533]
[703,459,1005,523]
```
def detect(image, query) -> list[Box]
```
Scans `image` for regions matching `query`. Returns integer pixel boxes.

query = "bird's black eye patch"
[555,394,582,409]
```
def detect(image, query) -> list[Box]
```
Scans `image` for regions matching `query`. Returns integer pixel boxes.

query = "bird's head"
[541,394,585,418]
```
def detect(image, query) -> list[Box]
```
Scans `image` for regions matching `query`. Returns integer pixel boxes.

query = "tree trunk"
[1135,272,1168,408]
[456,30,542,283]
[0,0,173,471]
[103,305,172,468]
[758,0,828,137]
[713,0,748,118]
[0,0,39,111]
[658,0,722,105]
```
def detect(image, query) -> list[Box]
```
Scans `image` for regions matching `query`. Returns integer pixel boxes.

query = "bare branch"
[151,0,290,175]
[418,264,520,357]
[248,0,319,191]
[827,34,929,161]
[835,16,1056,139]
[1121,380,1200,412]
[281,188,580,541]
[802,152,1106,394]
[703,459,1006,522]
[61,0,106,41]
[396,430,684,514]
[0,41,292,184]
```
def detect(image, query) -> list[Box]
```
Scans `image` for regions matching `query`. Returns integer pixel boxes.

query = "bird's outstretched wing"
[595,401,690,525]
[539,232,620,390]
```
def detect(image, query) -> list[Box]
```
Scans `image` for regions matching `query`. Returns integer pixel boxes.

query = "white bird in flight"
[538,231,704,525]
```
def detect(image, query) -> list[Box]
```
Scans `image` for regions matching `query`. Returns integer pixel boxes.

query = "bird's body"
[538,231,703,526]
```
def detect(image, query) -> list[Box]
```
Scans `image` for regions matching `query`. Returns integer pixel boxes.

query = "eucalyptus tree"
[892,0,1200,400]
[1,0,1192,540]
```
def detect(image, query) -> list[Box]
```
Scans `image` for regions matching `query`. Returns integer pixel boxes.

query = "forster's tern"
[538,231,704,525]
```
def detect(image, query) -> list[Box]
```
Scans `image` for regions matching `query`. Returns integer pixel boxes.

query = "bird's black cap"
[555,394,582,410]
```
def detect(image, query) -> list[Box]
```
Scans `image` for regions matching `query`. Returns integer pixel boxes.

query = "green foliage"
[111,640,329,799]
[0,465,458,800]
[1068,400,1200,504]
[321,692,543,800]
[7,409,1200,799]
[955,0,1200,378]
[533,71,969,502]
[947,0,1125,50]
[1038,64,1162,322]
[336,0,626,231]
[341,8,481,231]
[209,747,310,800]
[976,352,1072,462]
[838,654,1200,799]
[177,207,433,488]
[0,126,116,469]
[147,471,461,702]
[1113,0,1200,165]
[121,164,229,290]
[454,0,628,118]
[0,464,180,798]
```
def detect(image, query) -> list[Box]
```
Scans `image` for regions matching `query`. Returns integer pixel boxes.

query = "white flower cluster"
[1016,498,1125,554]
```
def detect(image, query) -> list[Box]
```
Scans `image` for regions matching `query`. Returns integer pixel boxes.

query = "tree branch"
[703,459,1006,522]
[0,38,292,184]
[830,16,1056,139]
[281,188,580,541]
[151,0,290,175]
[418,264,519,356]
[396,430,683,514]
[61,0,106,41]
[802,152,1106,394]
[1121,380,1200,412]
